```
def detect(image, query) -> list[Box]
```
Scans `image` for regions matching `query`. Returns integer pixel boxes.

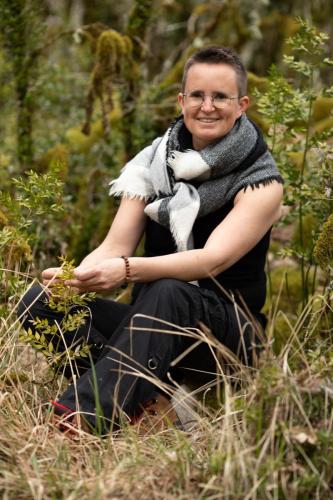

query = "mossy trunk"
[0,0,43,171]
[16,74,34,169]
[123,0,154,158]
[125,0,154,60]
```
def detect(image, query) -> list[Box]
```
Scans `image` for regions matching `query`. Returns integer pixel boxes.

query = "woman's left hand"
[64,258,125,292]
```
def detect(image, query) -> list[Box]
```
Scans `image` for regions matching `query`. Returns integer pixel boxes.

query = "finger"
[43,279,53,286]
[43,282,60,290]
[42,267,62,279]
[65,278,102,292]
[73,267,97,281]
[64,278,93,289]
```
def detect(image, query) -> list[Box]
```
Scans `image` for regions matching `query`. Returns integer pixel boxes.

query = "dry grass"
[0,291,333,499]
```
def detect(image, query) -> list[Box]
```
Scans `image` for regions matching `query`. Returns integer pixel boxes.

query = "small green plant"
[313,213,333,272]
[0,159,68,309]
[19,257,96,370]
[255,18,333,306]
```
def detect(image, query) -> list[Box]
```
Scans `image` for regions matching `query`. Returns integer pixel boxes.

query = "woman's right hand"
[78,247,113,269]
[63,258,126,292]
[42,267,63,286]
[41,245,113,286]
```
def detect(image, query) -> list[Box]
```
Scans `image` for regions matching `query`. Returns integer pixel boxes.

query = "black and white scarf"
[109,114,283,251]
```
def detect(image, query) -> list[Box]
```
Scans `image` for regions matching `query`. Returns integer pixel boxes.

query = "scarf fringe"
[242,176,284,192]
[110,190,152,202]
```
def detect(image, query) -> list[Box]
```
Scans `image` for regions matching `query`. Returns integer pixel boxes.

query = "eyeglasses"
[181,91,240,108]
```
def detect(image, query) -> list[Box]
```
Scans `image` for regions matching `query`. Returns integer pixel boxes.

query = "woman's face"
[178,63,249,150]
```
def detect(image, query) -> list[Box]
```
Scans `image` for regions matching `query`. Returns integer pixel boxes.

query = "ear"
[178,92,185,113]
[239,95,250,113]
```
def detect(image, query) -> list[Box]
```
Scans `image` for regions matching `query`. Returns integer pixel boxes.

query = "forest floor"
[0,250,332,499]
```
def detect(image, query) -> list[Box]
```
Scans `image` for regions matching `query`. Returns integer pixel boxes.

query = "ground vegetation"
[0,1,332,497]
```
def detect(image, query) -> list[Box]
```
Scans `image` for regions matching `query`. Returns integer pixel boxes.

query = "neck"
[192,136,219,151]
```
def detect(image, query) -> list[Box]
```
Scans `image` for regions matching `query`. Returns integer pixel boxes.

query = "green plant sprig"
[19,256,96,370]
[256,18,333,305]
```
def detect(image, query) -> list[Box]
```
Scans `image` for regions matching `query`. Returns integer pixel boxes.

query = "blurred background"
[1,5,332,495]
[0,0,332,285]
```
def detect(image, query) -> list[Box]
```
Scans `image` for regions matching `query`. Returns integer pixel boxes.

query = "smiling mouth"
[197,118,220,123]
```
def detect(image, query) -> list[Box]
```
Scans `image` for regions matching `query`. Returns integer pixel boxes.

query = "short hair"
[181,46,247,96]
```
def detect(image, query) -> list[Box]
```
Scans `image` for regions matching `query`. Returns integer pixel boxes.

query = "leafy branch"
[255,18,333,305]
[19,257,96,370]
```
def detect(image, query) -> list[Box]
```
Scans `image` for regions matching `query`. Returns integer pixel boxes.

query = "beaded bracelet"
[120,255,131,283]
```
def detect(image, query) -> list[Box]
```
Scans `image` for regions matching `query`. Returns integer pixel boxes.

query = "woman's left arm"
[129,180,283,282]
[67,181,282,291]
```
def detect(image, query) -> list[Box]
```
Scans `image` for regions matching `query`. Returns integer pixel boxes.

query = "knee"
[17,284,48,320]
[145,278,189,300]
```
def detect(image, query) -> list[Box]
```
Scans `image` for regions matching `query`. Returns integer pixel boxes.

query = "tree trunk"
[16,81,34,169]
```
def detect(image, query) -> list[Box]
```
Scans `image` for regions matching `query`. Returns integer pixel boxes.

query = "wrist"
[120,256,131,286]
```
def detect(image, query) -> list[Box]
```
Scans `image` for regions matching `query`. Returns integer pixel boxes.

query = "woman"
[19,46,283,433]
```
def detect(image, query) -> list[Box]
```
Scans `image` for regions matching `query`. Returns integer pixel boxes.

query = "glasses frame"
[181,91,241,108]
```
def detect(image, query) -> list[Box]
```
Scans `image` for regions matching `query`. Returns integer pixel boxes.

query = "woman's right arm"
[81,197,148,265]
[42,197,147,280]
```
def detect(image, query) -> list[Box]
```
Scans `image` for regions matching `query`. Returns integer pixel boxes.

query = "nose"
[200,95,215,112]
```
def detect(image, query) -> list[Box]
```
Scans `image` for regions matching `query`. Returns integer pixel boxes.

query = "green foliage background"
[0,0,332,347]
[0,2,332,498]
[0,0,332,266]
[0,0,332,336]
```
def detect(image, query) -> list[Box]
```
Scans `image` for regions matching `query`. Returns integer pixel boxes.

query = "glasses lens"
[186,92,203,107]
[213,96,228,108]
[184,92,237,108]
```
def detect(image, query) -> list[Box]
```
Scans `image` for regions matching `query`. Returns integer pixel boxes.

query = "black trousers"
[18,279,263,432]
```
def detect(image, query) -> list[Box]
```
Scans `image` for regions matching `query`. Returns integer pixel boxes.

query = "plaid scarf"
[109,114,283,251]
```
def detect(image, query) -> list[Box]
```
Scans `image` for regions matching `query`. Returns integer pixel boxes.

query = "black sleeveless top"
[143,207,270,314]
[138,127,270,314]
